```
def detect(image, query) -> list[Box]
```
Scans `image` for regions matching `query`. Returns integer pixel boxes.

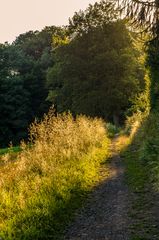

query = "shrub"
[106,123,121,138]
[124,111,146,137]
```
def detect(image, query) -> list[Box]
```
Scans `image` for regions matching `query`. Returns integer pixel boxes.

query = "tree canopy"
[0,26,63,146]
[47,17,145,124]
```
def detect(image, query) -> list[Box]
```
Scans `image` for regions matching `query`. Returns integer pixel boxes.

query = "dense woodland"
[0,1,148,147]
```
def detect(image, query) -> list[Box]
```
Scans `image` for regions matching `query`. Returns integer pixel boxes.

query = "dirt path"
[64,140,130,240]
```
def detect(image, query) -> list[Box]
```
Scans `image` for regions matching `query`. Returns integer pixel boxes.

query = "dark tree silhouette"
[118,0,158,37]
[117,0,159,109]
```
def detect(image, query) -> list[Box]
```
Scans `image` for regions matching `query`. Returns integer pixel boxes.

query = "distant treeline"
[0,1,147,146]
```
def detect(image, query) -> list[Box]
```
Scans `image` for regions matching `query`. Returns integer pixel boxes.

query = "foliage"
[134,112,159,191]
[118,0,159,111]
[0,109,110,239]
[68,0,118,35]
[125,111,143,137]
[0,44,30,146]
[127,37,151,115]
[0,26,64,146]
[106,123,121,138]
[122,112,159,238]
[12,26,63,118]
[118,0,158,37]
[145,38,159,110]
[47,19,145,124]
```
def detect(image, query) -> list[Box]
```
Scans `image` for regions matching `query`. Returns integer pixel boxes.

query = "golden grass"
[0,109,110,239]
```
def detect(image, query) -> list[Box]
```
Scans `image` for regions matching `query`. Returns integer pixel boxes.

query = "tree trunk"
[113,113,119,126]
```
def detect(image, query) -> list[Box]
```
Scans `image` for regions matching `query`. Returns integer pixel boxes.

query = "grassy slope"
[122,113,159,239]
[3,112,159,239]
[0,113,110,240]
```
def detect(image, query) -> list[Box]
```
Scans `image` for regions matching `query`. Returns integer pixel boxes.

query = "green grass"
[0,111,110,240]
[0,146,21,156]
[123,145,148,193]
[122,112,159,239]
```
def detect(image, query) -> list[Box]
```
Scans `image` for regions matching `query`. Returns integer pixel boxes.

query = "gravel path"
[64,142,130,240]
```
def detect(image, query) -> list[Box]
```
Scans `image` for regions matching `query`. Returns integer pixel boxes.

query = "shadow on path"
[64,141,130,240]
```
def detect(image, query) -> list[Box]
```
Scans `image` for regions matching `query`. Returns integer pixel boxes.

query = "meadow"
[0,109,110,240]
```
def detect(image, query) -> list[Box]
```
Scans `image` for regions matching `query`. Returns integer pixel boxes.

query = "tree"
[68,0,118,35]
[118,0,158,37]
[0,44,30,147]
[47,20,145,124]
[0,26,65,146]
[118,0,159,109]
[12,27,57,118]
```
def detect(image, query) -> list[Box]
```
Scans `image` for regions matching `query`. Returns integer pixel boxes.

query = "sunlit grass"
[121,112,159,238]
[0,146,22,165]
[0,109,110,240]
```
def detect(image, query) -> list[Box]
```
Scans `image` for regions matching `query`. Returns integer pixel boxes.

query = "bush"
[106,123,121,138]
[124,111,146,137]
[0,109,110,240]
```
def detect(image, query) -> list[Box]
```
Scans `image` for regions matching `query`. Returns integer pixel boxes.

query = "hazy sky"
[0,0,98,44]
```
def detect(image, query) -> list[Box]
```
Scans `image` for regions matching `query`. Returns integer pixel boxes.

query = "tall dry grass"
[0,109,109,240]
